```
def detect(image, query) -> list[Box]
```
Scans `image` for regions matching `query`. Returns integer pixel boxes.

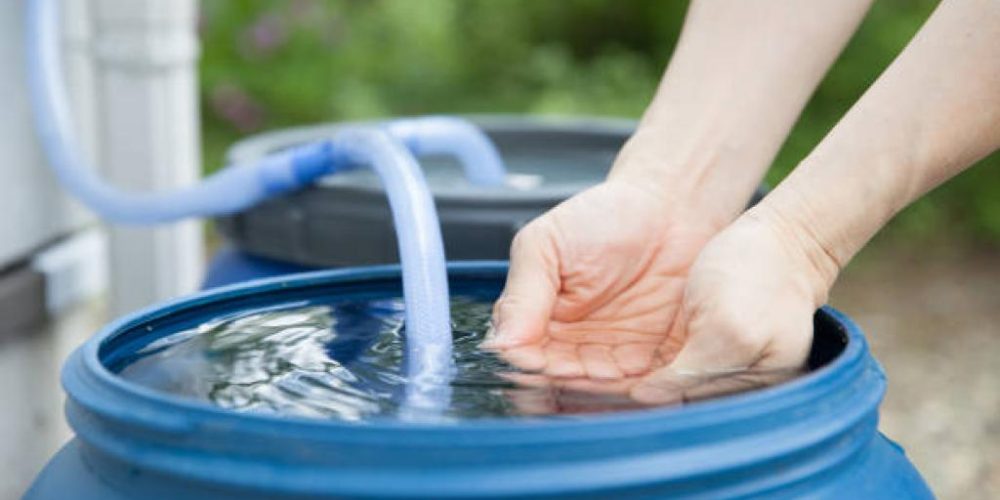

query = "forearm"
[754,0,1000,290]
[610,0,872,225]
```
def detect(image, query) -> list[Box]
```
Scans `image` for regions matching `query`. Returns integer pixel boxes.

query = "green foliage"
[199,0,999,244]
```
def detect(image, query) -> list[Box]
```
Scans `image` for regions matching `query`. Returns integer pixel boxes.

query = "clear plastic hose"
[25,0,506,225]
[27,0,461,415]
[331,129,453,416]
[385,116,507,186]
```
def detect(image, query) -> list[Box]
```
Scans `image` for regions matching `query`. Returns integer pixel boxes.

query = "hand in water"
[484,179,719,391]
[627,210,826,403]
[487,183,821,405]
[493,0,999,409]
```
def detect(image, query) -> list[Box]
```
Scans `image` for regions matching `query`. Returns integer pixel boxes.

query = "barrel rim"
[59,262,883,495]
[65,261,872,430]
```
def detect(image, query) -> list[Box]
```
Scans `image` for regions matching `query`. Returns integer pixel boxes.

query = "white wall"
[1,0,204,316]
[90,0,204,315]
[0,0,91,267]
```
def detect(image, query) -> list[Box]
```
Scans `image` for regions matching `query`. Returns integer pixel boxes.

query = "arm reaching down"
[487,0,873,384]
[633,0,1000,402]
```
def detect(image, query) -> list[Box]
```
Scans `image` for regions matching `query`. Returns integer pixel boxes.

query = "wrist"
[751,143,909,284]
[738,191,845,302]
[607,125,768,230]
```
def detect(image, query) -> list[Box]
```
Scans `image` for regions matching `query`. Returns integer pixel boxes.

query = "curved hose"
[25,0,330,223]
[384,116,507,186]
[28,0,463,416]
[331,129,453,416]
[26,0,506,225]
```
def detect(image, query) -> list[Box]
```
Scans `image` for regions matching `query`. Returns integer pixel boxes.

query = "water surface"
[117,297,645,421]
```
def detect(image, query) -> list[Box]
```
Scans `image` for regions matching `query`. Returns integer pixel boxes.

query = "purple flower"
[210,83,266,133]
[240,13,287,59]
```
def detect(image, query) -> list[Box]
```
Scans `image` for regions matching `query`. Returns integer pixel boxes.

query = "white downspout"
[88,0,204,314]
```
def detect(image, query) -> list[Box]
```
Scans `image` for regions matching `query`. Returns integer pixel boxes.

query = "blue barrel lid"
[61,262,885,498]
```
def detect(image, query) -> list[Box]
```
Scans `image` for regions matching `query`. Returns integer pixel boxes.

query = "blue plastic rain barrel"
[27,262,932,499]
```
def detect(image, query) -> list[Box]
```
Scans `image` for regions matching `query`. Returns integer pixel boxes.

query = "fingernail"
[480,318,520,348]
[479,324,502,349]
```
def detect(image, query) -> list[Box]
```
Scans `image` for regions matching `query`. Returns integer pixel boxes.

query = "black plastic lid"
[215,116,763,267]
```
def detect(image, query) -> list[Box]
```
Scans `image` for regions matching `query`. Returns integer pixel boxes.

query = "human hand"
[484,178,722,384]
[627,208,836,403]
[488,197,835,407]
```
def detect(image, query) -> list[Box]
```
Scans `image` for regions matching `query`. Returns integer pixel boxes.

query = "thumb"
[485,225,560,348]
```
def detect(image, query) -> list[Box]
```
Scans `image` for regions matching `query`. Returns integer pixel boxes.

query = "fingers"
[630,362,806,405]
[579,344,623,380]
[544,341,585,378]
[665,305,760,374]
[635,287,815,405]
[500,374,559,416]
[499,344,546,372]
[611,344,659,376]
[496,339,652,380]
[485,223,560,348]
[680,367,802,403]
[628,222,817,405]
[630,298,765,404]
[499,372,648,415]
[629,309,808,404]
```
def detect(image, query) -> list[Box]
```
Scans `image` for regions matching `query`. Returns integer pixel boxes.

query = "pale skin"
[485,0,1000,407]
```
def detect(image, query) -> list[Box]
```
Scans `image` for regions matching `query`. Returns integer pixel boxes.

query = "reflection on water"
[117,298,651,421]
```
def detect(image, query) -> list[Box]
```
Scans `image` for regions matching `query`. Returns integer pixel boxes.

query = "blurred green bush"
[200,0,999,244]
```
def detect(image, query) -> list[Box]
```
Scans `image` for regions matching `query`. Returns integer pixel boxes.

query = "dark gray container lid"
[215,115,761,267]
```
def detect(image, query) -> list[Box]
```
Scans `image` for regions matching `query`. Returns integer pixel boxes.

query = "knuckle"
[494,294,532,321]
[511,218,546,249]
[510,227,531,253]
[510,219,560,266]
